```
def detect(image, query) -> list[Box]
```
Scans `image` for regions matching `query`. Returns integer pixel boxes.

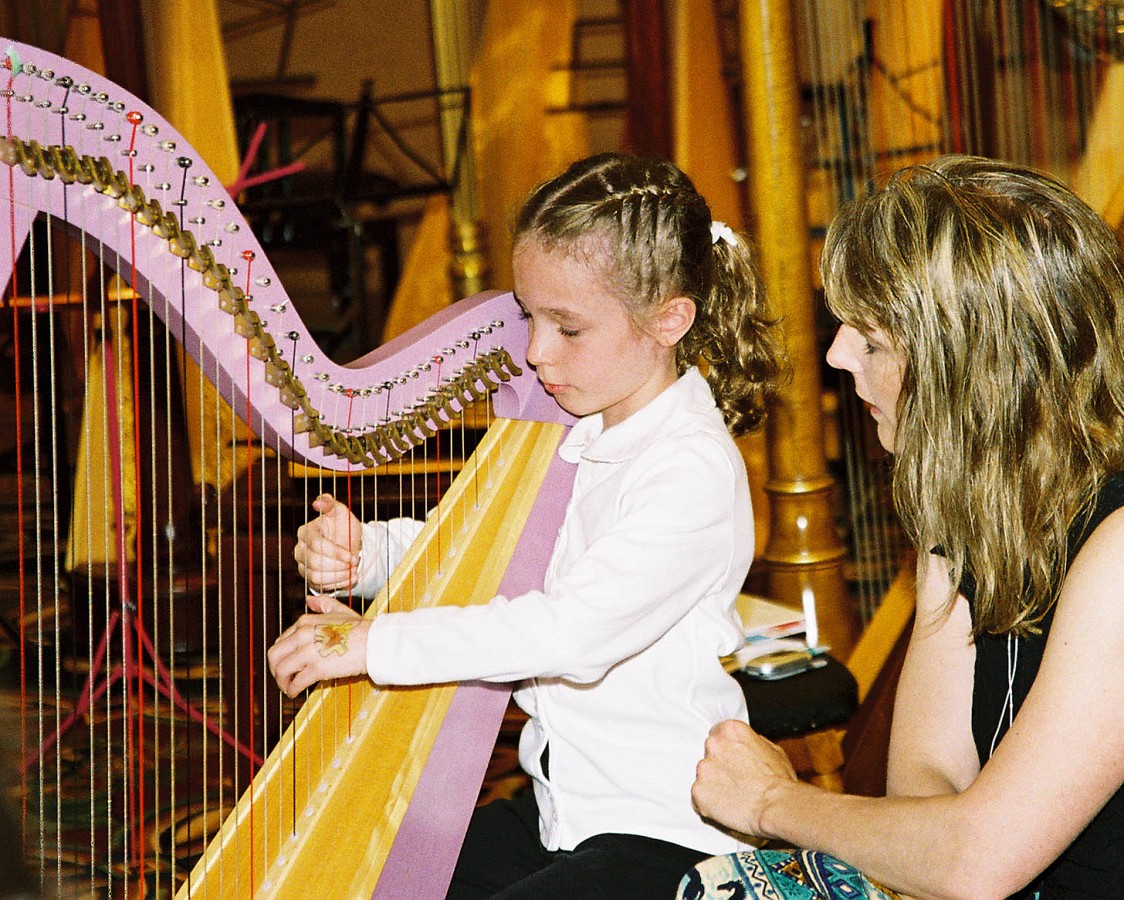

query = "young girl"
[267,152,784,898]
[682,155,1124,899]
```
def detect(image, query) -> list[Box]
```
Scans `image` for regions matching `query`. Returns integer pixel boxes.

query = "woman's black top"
[965,474,1124,898]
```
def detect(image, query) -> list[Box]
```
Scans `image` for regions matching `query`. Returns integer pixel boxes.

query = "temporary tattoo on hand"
[315,622,356,657]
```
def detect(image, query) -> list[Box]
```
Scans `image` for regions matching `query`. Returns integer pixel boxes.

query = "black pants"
[446,791,709,899]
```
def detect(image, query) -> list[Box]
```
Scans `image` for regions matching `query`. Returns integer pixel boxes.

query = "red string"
[124,109,147,886]
[241,249,257,893]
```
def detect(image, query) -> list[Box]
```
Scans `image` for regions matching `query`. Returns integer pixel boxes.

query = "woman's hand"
[294,493,363,592]
[692,719,799,839]
[267,595,370,697]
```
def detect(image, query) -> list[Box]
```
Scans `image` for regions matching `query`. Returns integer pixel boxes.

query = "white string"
[988,633,1018,758]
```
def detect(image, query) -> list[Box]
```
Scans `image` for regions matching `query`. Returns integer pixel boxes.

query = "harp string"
[3,82,30,883]
[126,110,148,884]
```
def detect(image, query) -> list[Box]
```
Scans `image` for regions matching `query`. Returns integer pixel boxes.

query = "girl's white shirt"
[359,368,755,854]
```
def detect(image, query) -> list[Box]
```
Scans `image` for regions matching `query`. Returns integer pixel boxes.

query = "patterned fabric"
[677,849,902,899]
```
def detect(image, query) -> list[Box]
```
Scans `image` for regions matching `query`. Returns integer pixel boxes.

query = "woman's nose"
[825,325,860,373]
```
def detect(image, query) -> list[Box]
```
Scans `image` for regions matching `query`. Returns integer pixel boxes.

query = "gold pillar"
[450,218,488,299]
[430,0,490,296]
[740,0,858,654]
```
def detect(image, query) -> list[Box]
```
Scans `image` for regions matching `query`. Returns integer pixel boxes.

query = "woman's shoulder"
[1069,472,1124,558]
[1095,472,1124,513]
[1059,480,1124,614]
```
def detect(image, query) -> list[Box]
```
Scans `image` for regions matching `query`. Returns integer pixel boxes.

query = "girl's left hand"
[691,719,798,838]
[267,594,370,697]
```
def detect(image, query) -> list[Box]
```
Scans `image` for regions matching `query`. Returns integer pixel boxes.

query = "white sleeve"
[365,436,752,685]
[340,517,425,599]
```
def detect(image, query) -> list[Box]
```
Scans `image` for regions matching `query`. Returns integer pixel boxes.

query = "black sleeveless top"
[966,475,1124,898]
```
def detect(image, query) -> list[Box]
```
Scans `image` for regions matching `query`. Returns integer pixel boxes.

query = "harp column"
[431,0,489,297]
[739,0,859,655]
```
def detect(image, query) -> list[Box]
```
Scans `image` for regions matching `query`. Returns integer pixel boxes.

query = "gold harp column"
[431,0,488,297]
[739,0,858,655]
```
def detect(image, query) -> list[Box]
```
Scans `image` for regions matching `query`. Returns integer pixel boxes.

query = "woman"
[683,155,1124,899]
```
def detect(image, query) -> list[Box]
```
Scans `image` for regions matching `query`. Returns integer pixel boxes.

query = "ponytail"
[684,227,786,436]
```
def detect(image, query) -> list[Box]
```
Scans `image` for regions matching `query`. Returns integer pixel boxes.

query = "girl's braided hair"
[514,153,784,436]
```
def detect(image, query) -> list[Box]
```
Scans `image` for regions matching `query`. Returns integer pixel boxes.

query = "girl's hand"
[267,595,369,697]
[294,493,364,592]
[691,719,798,838]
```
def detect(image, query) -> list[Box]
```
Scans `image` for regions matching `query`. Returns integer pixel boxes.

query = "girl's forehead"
[517,231,613,267]
[514,243,617,305]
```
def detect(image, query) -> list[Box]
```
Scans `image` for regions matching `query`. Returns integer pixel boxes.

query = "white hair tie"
[710,221,738,246]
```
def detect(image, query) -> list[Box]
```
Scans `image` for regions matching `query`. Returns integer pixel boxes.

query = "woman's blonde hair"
[513,153,785,436]
[822,155,1124,635]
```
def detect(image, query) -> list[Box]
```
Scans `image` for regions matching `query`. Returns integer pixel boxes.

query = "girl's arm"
[885,553,979,797]
[363,435,750,685]
[273,434,747,691]
[694,508,1124,899]
[348,516,426,598]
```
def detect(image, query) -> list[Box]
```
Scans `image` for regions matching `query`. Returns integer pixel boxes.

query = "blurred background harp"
[3,0,1124,896]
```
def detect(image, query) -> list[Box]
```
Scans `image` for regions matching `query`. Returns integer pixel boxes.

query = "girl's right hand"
[294,493,363,592]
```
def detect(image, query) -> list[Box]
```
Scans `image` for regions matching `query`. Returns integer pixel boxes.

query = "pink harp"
[1,38,574,897]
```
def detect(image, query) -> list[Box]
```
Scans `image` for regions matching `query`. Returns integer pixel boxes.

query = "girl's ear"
[654,295,696,347]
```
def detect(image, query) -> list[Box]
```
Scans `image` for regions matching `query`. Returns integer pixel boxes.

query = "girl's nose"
[525,321,547,367]
[825,324,861,373]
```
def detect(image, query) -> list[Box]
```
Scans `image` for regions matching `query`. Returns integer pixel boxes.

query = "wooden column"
[430,0,489,298]
[739,0,858,655]
[621,0,674,157]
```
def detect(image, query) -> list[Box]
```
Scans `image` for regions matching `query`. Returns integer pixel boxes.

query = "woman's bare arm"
[694,510,1124,899]
[885,553,979,797]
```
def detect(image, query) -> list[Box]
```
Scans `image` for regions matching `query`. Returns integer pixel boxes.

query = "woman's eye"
[559,326,580,338]
[863,341,877,355]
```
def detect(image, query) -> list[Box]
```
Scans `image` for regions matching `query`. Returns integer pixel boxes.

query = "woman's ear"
[654,295,697,347]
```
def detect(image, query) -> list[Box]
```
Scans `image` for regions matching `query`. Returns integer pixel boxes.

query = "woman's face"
[826,323,905,453]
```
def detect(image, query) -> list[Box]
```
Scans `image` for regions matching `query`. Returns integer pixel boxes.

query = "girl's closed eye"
[517,306,580,337]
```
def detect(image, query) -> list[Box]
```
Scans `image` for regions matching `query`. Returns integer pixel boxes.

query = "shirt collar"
[558,367,712,464]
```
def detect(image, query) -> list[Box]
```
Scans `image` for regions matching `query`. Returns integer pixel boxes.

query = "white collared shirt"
[363,368,753,853]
